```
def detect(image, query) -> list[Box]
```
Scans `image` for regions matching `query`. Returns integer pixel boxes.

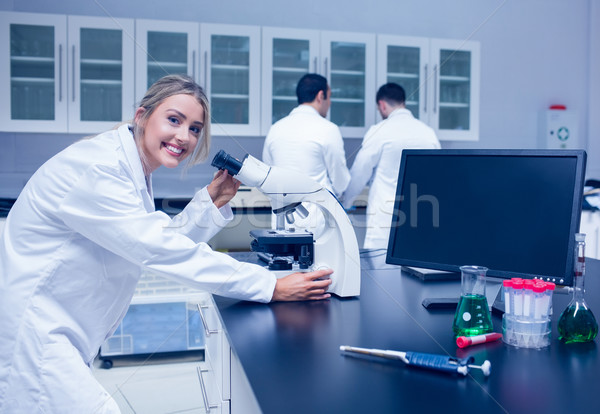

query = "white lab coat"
[263,105,350,197]
[342,108,441,250]
[0,124,276,413]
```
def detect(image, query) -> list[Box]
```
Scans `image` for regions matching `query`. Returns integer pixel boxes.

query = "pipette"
[340,345,491,376]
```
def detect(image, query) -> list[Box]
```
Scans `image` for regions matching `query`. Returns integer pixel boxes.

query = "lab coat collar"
[291,104,321,117]
[117,124,155,211]
[387,107,414,119]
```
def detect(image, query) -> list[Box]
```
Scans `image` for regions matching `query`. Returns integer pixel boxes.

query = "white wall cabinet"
[376,35,480,141]
[321,31,376,138]
[201,23,261,137]
[0,12,134,134]
[2,12,481,141]
[0,12,68,132]
[261,28,376,138]
[134,19,199,105]
[67,15,134,134]
[260,27,320,136]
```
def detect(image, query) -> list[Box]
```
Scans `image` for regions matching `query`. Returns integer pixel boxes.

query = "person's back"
[263,74,350,198]
[368,108,439,208]
[343,83,440,249]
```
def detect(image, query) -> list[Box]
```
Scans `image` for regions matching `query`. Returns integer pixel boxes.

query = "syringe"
[340,345,491,376]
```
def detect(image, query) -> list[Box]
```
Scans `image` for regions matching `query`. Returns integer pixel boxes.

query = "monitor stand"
[402,266,460,281]
[420,278,504,313]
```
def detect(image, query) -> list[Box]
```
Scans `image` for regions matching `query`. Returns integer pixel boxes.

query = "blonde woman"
[0,74,332,413]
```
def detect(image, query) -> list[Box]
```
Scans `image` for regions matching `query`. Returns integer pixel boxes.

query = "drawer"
[197,362,230,414]
[198,295,231,401]
[94,361,226,413]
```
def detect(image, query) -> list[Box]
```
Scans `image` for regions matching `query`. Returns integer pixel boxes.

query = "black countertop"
[215,253,600,414]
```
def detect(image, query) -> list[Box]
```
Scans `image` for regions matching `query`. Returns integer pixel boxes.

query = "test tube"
[512,278,524,316]
[533,283,546,320]
[523,280,534,321]
[503,279,513,315]
[543,281,555,317]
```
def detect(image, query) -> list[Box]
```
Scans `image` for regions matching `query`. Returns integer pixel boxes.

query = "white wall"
[0,0,597,198]
[587,0,600,179]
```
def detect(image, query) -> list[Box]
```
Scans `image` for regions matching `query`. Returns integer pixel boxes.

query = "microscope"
[211,150,360,297]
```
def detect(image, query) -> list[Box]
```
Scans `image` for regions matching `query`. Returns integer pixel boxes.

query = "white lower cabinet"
[230,351,261,414]
[93,292,231,413]
[202,295,261,414]
[200,294,231,412]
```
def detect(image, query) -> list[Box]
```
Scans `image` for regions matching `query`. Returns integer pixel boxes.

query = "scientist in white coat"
[263,73,350,231]
[342,83,441,250]
[0,75,332,413]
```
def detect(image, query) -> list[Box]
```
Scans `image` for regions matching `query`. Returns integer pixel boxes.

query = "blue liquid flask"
[453,266,493,338]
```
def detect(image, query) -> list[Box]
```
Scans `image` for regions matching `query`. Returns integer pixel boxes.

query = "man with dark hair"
[263,74,350,198]
[296,73,329,106]
[342,82,440,250]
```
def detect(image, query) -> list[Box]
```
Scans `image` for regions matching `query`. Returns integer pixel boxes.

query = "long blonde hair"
[133,74,211,172]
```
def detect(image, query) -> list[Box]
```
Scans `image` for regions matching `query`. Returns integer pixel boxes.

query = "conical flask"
[558,233,598,343]
[453,266,493,338]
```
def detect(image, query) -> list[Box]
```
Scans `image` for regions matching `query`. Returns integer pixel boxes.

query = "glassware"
[453,266,493,338]
[558,233,598,343]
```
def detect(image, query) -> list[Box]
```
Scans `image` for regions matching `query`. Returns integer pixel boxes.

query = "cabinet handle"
[197,304,218,336]
[423,64,428,113]
[313,57,317,73]
[196,367,219,412]
[58,44,63,102]
[72,45,76,102]
[433,64,438,114]
[203,51,208,88]
[323,57,328,79]
[192,50,196,80]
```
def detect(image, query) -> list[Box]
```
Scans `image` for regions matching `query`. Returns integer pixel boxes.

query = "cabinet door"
[0,12,67,132]
[320,31,376,138]
[429,39,480,141]
[260,27,320,135]
[376,34,430,123]
[134,19,199,105]
[67,16,134,134]
[200,24,261,136]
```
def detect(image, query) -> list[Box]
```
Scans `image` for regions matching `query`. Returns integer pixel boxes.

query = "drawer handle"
[197,304,218,336]
[197,367,219,412]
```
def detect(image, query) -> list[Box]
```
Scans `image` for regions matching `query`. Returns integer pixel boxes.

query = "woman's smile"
[163,142,185,156]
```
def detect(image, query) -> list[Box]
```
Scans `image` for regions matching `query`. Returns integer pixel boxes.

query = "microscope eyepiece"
[211,150,244,176]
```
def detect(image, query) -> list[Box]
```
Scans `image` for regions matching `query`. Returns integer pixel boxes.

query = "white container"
[502,314,551,349]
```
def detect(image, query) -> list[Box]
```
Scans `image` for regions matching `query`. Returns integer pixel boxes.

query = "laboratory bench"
[211,252,600,414]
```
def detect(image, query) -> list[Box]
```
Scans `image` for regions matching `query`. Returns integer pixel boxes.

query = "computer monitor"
[385,149,587,287]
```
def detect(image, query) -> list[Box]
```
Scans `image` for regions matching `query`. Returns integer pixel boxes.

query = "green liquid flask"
[453,266,493,338]
[558,233,598,343]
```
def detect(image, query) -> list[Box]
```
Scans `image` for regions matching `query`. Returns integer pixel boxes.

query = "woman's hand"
[271,269,333,301]
[208,169,241,208]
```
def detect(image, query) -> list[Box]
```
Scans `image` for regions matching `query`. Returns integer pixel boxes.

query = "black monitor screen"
[385,149,587,286]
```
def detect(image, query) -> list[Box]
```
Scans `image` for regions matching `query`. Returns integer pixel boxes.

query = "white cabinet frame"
[200,23,261,137]
[320,30,376,138]
[0,12,68,132]
[67,15,135,134]
[260,27,320,136]
[134,19,199,105]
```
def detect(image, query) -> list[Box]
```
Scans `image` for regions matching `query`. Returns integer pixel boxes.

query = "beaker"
[453,266,493,338]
